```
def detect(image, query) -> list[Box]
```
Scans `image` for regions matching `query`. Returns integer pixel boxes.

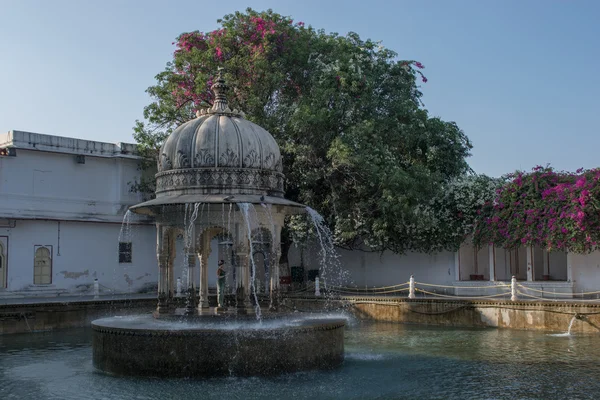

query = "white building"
[1,130,599,300]
[0,130,158,297]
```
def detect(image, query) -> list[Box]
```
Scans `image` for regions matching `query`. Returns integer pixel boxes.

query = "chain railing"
[289,274,600,302]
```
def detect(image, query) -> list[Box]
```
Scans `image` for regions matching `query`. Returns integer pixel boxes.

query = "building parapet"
[0,130,140,159]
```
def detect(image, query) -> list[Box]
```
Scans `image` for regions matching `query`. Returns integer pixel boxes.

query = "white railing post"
[315,277,321,296]
[511,275,517,301]
[93,278,100,299]
[409,275,415,299]
[176,277,182,297]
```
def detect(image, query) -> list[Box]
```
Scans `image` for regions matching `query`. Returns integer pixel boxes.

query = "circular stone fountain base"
[92,314,345,377]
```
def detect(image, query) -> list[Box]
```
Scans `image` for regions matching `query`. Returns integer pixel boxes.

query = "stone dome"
[154,71,284,198]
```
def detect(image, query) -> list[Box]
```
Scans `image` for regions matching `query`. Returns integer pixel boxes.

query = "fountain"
[91,70,345,377]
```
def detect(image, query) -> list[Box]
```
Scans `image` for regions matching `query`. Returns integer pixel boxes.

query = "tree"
[134,8,473,253]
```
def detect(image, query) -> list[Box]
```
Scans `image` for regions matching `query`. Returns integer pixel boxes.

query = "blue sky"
[1,0,598,177]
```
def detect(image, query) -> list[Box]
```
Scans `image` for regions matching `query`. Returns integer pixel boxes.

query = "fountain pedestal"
[92,314,345,377]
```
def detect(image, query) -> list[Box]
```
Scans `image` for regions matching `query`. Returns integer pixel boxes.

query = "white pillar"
[511,275,518,301]
[409,275,415,299]
[488,245,496,281]
[454,251,461,281]
[526,246,534,281]
[566,252,573,283]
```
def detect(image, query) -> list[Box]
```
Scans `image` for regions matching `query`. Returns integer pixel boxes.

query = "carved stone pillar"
[167,231,175,299]
[235,252,254,313]
[156,225,170,315]
[197,231,211,310]
[184,226,197,315]
[199,252,210,309]
[269,246,281,310]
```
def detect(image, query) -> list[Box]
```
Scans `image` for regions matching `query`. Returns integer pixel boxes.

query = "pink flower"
[415,61,424,69]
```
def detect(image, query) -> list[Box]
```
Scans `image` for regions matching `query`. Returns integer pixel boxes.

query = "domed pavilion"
[130,69,306,315]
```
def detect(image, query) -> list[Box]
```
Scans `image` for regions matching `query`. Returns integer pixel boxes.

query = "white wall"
[570,251,600,294]
[288,241,456,287]
[495,247,511,281]
[549,251,568,280]
[0,148,142,222]
[0,219,156,293]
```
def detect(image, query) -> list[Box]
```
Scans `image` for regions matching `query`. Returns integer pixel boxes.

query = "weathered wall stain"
[59,269,89,279]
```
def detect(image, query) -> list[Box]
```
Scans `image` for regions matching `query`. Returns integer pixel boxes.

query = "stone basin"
[92,314,345,377]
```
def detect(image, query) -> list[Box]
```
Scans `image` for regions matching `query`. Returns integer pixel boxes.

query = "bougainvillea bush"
[474,166,600,253]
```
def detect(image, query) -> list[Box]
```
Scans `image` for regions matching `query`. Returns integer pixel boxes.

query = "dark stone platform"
[92,313,345,377]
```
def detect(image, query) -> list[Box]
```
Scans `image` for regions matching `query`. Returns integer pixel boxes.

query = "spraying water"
[238,202,262,320]
[118,210,133,243]
[305,207,349,293]
[114,210,133,295]
[261,203,277,308]
[181,203,200,288]
[567,315,577,335]
[549,315,578,337]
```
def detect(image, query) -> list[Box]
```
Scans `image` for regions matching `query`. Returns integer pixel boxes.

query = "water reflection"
[1,323,599,399]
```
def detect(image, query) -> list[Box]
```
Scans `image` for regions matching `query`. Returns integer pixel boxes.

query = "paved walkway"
[0,293,156,306]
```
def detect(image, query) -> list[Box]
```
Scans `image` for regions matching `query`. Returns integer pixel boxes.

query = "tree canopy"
[134,8,474,253]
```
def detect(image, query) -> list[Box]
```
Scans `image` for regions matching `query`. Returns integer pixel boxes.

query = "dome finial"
[211,67,230,113]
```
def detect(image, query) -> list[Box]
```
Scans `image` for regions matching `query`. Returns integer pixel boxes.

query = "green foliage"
[134,8,474,253]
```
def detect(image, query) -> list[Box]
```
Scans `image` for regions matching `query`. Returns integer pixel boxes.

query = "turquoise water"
[1,321,599,399]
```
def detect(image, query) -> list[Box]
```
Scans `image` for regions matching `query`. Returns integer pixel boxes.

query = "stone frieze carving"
[155,168,285,196]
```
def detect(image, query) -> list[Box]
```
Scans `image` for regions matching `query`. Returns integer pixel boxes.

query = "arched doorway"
[34,246,52,285]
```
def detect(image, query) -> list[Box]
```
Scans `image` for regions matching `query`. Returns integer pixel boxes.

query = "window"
[34,246,52,285]
[119,242,132,263]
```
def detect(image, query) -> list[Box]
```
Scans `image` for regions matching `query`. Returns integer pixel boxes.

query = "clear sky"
[1,0,598,177]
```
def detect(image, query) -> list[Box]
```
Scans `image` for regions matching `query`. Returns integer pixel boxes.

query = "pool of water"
[1,320,599,399]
